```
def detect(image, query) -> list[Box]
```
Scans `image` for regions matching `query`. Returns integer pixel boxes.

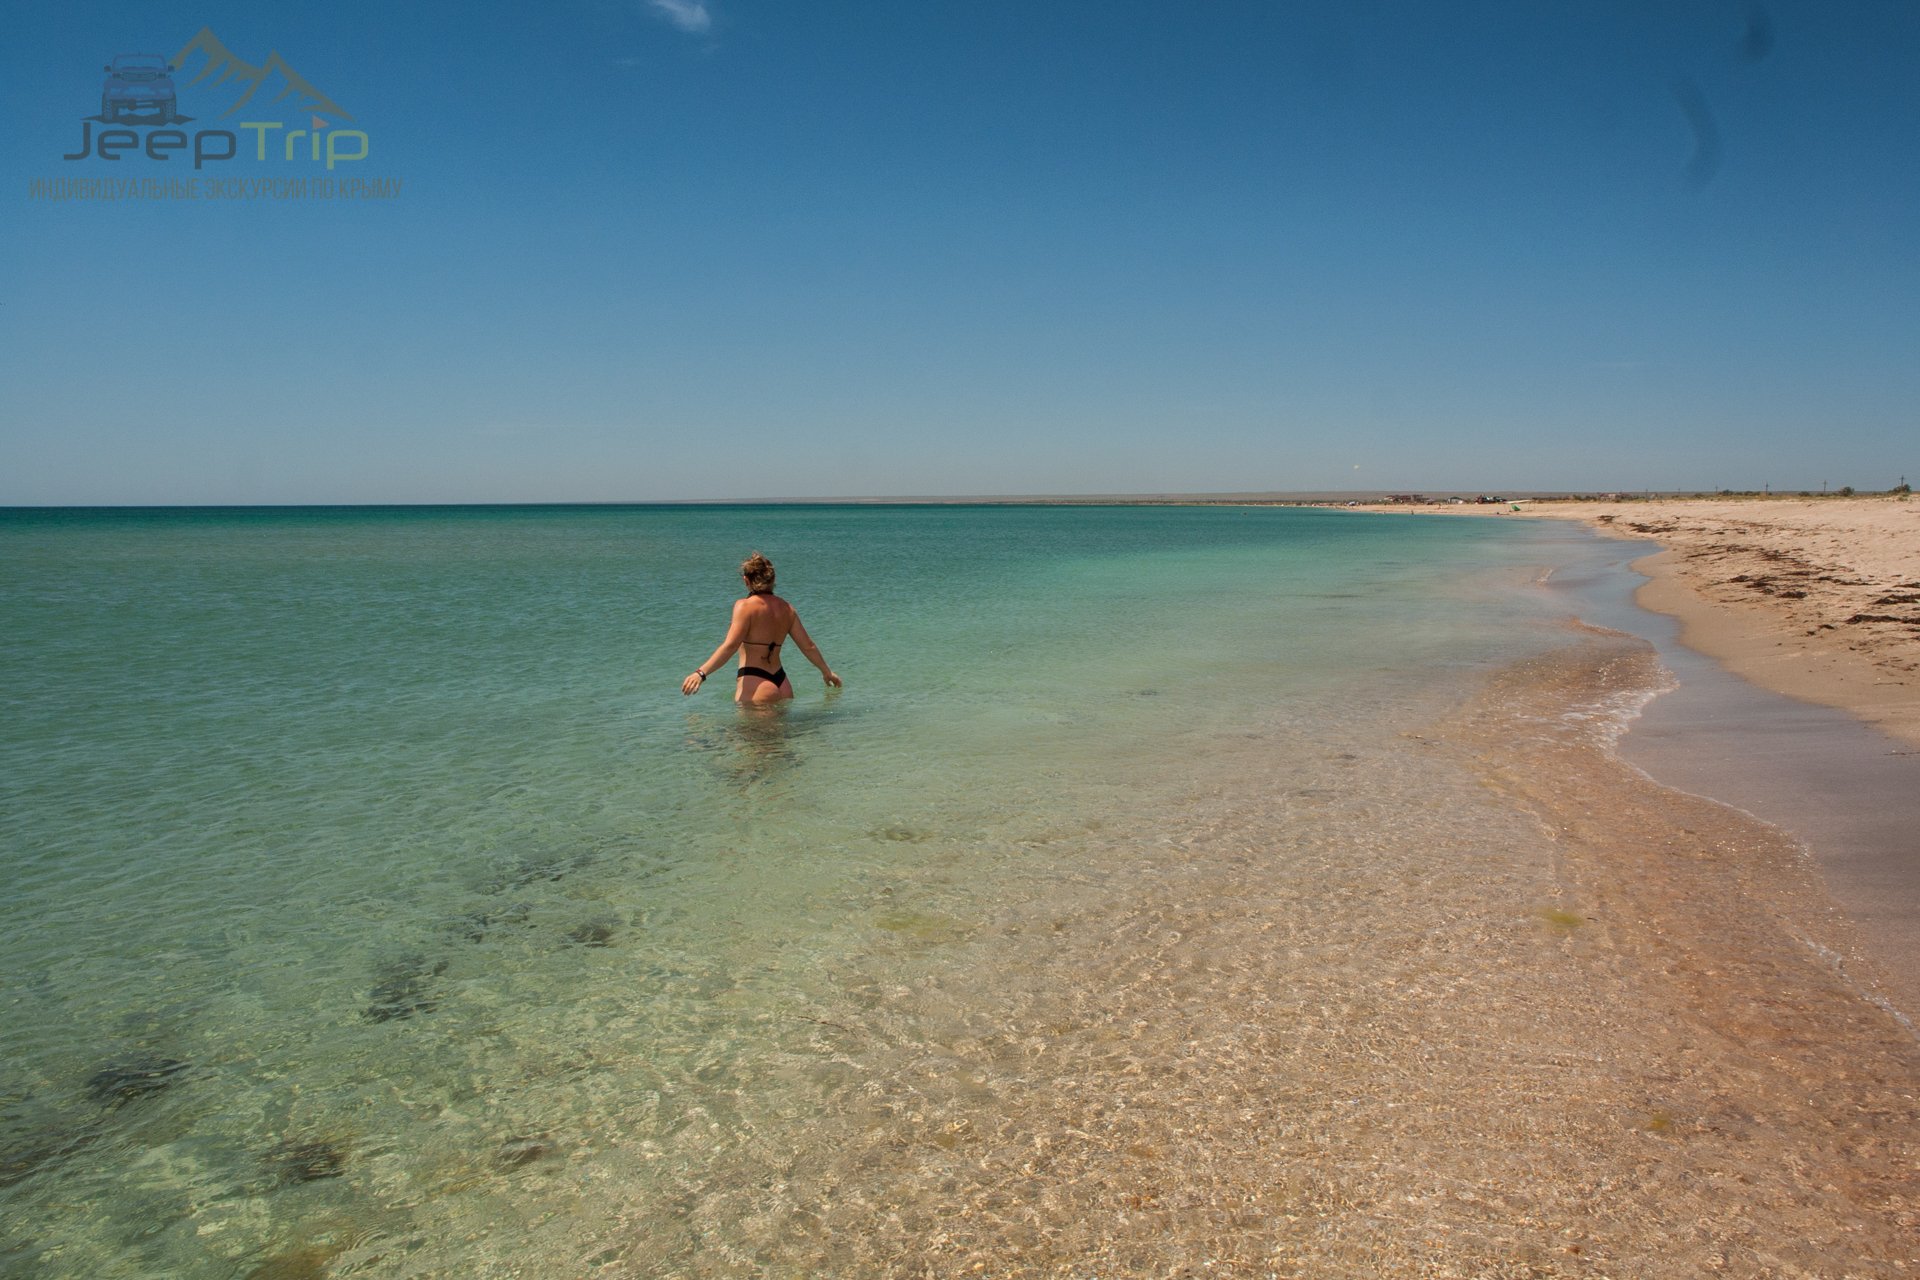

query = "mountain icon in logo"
[172,26,353,121]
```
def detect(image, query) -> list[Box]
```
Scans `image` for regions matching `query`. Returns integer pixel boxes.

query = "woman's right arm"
[788,613,841,688]
[681,603,748,695]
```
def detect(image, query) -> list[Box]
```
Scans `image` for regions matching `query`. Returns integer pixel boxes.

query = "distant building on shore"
[1386,494,1426,505]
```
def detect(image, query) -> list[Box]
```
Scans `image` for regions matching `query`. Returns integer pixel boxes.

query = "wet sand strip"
[1536,531,1920,1024]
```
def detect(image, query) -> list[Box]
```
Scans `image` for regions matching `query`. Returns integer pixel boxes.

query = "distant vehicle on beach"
[101,54,178,124]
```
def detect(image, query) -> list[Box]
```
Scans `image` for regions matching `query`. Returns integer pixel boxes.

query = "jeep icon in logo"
[101,54,181,125]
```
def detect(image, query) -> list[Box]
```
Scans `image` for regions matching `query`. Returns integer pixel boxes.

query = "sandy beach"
[1410,496,1920,748]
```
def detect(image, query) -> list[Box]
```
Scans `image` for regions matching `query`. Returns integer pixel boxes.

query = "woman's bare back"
[734,594,795,704]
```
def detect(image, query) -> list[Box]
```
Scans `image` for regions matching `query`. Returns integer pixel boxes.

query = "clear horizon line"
[4,486,1854,510]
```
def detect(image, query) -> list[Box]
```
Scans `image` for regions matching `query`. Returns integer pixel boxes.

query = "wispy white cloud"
[647,0,712,34]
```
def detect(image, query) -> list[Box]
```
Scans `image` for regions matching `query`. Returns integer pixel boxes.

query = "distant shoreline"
[1364,494,1920,750]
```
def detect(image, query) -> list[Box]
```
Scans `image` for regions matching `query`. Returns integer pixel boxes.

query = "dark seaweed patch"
[0,1122,99,1187]
[493,1133,555,1169]
[85,1056,188,1107]
[362,955,448,1023]
[480,852,594,894]
[565,917,618,947]
[447,901,533,942]
[244,1242,347,1280]
[266,1138,346,1184]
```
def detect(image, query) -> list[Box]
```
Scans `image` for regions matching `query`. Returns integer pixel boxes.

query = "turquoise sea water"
[0,504,1620,1277]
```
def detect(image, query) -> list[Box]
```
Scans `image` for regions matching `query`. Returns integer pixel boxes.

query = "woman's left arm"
[681,603,748,695]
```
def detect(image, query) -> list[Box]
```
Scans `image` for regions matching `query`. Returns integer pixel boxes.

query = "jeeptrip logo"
[33,26,400,201]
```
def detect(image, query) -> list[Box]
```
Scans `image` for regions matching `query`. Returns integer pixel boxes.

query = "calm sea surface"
[0,504,1623,1277]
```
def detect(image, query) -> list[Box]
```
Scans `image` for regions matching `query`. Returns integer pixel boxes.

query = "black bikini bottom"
[737,666,787,684]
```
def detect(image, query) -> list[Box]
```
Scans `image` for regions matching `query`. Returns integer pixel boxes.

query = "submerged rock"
[244,1242,347,1280]
[266,1137,346,1184]
[0,1122,99,1187]
[361,955,448,1023]
[447,901,533,943]
[565,917,617,947]
[873,910,967,943]
[481,852,592,894]
[448,914,490,944]
[85,1056,188,1107]
[493,1134,555,1169]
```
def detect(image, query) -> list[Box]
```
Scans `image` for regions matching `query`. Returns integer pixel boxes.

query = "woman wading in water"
[681,553,841,705]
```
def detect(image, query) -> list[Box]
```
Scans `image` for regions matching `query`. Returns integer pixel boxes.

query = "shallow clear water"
[0,504,1613,1276]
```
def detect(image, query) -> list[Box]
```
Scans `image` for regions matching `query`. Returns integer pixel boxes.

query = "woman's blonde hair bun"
[741,552,776,593]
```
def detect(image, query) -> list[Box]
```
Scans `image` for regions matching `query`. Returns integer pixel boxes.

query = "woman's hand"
[823,670,842,688]
[681,671,706,696]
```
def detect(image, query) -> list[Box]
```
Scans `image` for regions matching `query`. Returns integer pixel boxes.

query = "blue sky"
[3,1,1916,502]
